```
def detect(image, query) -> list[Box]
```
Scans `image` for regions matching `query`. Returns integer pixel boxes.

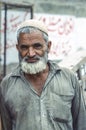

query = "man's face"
[16,31,51,74]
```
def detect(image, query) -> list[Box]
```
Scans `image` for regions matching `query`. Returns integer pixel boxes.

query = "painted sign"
[0,12,86,64]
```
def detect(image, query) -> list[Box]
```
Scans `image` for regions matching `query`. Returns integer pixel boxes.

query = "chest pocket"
[48,103,71,123]
[45,92,73,123]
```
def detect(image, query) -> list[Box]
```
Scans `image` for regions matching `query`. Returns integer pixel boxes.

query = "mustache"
[22,55,41,62]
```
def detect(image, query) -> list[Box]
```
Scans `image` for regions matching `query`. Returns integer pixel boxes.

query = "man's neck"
[24,64,50,95]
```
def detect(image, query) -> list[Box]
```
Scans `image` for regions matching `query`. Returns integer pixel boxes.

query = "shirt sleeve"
[71,75,86,130]
[0,79,12,130]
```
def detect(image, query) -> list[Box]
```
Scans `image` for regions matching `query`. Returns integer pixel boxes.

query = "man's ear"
[47,41,52,53]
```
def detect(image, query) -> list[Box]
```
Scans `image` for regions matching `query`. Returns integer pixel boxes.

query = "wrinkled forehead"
[18,31,45,42]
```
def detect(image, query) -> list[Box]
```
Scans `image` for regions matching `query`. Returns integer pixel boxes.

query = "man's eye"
[33,43,42,49]
[20,45,28,50]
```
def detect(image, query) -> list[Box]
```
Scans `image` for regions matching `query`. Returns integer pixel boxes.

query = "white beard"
[21,60,47,74]
[20,52,48,74]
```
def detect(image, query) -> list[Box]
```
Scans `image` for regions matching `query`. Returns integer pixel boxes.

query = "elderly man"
[0,19,86,130]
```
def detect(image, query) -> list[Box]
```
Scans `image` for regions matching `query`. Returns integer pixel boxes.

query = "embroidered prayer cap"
[17,19,48,35]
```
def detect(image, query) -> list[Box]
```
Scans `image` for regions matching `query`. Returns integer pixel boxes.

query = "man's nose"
[27,47,36,57]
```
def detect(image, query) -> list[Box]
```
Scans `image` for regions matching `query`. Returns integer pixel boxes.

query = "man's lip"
[26,59,38,63]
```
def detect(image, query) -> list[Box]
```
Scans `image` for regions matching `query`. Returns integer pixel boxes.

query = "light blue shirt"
[0,61,86,130]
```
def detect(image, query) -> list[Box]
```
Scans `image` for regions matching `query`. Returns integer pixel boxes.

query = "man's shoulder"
[49,60,77,83]
[0,65,21,95]
[1,65,20,85]
[49,60,75,74]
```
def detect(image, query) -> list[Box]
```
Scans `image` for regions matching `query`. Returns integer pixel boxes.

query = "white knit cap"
[17,19,48,35]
